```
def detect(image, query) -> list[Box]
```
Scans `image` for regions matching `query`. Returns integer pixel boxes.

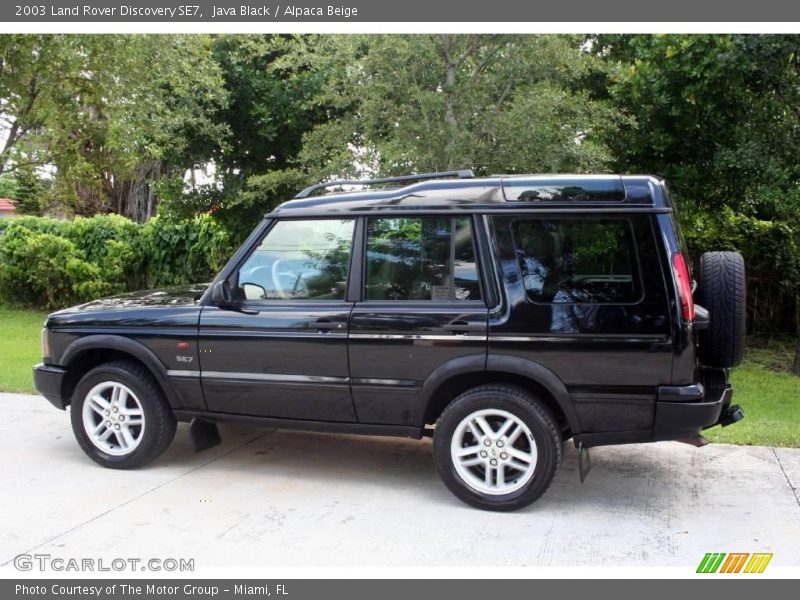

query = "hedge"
[0,214,232,309]
[682,207,799,335]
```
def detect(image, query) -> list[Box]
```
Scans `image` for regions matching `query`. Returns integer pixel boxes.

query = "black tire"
[70,360,176,469]
[433,384,562,512]
[695,251,746,368]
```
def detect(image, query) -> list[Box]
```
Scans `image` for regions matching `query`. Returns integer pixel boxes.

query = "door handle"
[443,320,484,334]
[314,319,346,332]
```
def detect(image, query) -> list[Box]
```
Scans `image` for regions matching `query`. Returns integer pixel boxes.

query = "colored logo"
[696,552,773,573]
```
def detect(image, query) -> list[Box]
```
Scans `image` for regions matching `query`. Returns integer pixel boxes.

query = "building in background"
[0,198,17,218]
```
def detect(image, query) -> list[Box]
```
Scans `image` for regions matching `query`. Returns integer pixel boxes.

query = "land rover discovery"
[33,171,746,511]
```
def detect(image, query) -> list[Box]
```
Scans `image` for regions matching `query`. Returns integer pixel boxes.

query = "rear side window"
[365,217,481,301]
[512,219,641,304]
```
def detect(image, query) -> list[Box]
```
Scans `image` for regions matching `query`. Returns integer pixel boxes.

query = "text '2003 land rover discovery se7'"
[34,172,746,511]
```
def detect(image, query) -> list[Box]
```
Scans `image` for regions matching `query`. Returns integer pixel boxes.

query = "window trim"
[233,216,358,306]
[475,214,501,311]
[509,215,645,307]
[359,214,486,305]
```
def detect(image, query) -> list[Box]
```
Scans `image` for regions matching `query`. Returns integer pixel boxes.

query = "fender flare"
[486,354,580,432]
[415,354,487,427]
[415,353,580,433]
[59,334,178,406]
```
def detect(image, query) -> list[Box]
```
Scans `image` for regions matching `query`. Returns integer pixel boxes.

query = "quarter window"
[365,217,481,301]
[236,219,355,301]
[512,219,640,304]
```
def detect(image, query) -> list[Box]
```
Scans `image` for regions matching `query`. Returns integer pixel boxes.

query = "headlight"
[41,327,51,361]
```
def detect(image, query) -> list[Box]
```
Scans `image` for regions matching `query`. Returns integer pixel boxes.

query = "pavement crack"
[771,446,800,512]
[0,431,268,566]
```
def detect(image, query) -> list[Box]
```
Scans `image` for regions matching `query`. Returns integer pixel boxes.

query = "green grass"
[0,305,48,393]
[705,340,800,448]
[0,305,798,446]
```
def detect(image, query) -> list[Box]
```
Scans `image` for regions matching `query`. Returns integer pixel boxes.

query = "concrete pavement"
[1,392,799,570]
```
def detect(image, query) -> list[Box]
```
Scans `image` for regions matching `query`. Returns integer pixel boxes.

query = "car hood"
[53,284,210,314]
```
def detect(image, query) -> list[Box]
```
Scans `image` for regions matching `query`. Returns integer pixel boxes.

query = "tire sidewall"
[70,364,164,468]
[433,389,560,511]
[697,251,746,368]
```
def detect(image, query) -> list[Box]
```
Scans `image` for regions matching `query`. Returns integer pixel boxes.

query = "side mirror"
[242,282,267,300]
[211,280,233,307]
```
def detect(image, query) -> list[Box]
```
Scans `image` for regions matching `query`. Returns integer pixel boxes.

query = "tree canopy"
[1,33,798,334]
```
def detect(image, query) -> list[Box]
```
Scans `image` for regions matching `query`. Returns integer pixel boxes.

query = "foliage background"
[0,215,230,308]
[0,34,798,338]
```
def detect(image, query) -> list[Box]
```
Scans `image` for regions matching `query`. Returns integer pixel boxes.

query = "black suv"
[34,171,746,511]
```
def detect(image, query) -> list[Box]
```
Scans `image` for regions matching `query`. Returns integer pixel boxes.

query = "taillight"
[672,252,695,322]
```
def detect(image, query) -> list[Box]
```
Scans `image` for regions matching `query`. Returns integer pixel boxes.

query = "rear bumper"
[575,383,740,447]
[33,363,67,410]
[653,386,731,440]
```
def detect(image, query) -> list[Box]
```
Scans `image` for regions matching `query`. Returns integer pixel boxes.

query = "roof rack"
[294,169,475,199]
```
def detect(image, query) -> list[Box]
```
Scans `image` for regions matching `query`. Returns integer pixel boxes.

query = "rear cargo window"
[512,219,641,304]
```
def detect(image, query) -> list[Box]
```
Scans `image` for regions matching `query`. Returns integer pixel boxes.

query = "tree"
[593,36,800,213]
[1,35,228,221]
[287,35,625,180]
[0,173,18,198]
[165,35,331,240]
[209,36,327,186]
[0,36,67,176]
[594,35,800,335]
[13,166,48,215]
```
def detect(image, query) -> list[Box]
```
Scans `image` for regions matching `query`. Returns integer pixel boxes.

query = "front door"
[198,218,357,421]
[348,216,489,426]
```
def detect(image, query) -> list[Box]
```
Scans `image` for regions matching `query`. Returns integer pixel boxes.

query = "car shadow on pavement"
[150,422,687,512]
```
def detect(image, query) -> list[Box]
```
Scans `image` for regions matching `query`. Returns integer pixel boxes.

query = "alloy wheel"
[450,408,538,495]
[81,381,145,456]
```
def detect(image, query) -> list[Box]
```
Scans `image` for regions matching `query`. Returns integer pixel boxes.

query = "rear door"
[488,214,672,434]
[198,218,357,421]
[348,215,488,426]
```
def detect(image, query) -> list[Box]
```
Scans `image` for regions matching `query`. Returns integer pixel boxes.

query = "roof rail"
[294,169,475,199]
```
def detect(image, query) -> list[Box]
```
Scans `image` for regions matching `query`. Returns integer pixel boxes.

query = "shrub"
[138,215,231,288]
[70,215,140,292]
[684,206,799,335]
[0,225,109,308]
[0,214,233,310]
[0,216,71,237]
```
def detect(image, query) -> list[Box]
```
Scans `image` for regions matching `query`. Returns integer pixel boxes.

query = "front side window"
[513,219,640,304]
[365,217,481,301]
[237,219,355,301]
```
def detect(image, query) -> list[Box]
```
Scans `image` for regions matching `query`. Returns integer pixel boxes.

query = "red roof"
[0,198,16,211]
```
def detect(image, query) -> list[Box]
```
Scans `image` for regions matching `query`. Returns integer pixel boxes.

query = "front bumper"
[33,363,67,410]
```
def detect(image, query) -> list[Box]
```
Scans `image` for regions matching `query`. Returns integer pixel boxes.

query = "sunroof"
[503,176,626,202]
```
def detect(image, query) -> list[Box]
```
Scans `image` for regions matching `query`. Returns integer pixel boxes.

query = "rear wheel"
[70,361,176,469]
[695,251,746,368]
[433,384,561,511]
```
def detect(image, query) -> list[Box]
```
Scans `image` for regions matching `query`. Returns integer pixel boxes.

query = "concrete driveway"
[1,392,799,571]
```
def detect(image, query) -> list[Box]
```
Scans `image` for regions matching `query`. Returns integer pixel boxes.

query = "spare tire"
[695,251,746,368]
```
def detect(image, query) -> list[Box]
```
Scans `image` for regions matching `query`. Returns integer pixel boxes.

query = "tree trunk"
[793,341,800,376]
[104,160,163,222]
[440,35,460,171]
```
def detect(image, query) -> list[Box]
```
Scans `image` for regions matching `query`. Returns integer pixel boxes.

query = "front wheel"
[433,384,562,511]
[70,360,176,469]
